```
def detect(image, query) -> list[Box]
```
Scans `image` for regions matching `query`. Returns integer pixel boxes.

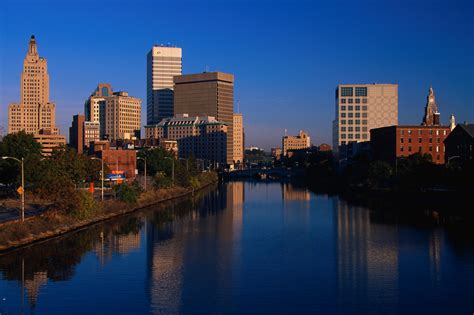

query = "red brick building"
[371,125,451,165]
[97,149,137,182]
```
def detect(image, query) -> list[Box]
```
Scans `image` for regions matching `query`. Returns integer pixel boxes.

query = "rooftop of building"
[456,123,474,138]
[173,72,234,84]
[145,113,227,127]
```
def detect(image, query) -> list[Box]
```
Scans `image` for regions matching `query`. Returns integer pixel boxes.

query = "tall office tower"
[84,84,141,141]
[332,84,398,153]
[8,35,58,135]
[105,91,141,141]
[147,45,182,124]
[174,72,234,164]
[233,113,244,164]
[422,85,440,126]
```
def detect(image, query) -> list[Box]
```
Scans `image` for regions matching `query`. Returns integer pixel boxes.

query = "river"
[0,181,473,314]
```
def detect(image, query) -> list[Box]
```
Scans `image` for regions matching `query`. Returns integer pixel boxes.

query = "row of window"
[341,126,368,132]
[340,105,368,111]
[341,133,369,140]
[401,138,442,144]
[340,87,368,97]
[340,98,368,104]
[401,129,448,136]
[340,119,368,125]
[341,112,368,118]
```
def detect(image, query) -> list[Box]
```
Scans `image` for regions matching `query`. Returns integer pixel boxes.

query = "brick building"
[371,125,450,165]
[96,149,137,182]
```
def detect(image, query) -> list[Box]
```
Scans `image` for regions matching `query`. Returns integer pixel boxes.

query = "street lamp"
[137,156,147,190]
[91,157,104,201]
[164,157,175,184]
[2,156,25,221]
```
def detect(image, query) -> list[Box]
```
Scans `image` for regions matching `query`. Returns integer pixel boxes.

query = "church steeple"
[28,35,38,56]
[422,85,440,126]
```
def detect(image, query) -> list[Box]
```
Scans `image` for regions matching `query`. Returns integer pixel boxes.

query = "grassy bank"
[0,172,218,253]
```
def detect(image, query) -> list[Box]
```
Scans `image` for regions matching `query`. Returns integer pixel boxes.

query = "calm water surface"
[0,181,473,314]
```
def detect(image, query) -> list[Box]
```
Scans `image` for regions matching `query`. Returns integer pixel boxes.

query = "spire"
[28,35,38,56]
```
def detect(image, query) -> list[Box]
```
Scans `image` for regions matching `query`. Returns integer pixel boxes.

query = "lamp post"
[91,157,104,201]
[2,156,25,221]
[137,156,147,190]
[164,157,175,184]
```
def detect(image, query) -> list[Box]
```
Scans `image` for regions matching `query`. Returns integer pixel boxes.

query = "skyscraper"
[8,35,58,135]
[174,72,234,164]
[332,84,398,153]
[147,45,182,125]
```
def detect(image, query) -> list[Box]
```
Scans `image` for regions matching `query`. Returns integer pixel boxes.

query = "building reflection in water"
[145,182,245,314]
[281,182,311,203]
[333,198,400,311]
[429,229,443,286]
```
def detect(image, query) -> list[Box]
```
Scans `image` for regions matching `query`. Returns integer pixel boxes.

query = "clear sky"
[1,0,473,150]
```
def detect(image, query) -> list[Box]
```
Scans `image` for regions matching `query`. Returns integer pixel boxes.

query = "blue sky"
[1,0,473,150]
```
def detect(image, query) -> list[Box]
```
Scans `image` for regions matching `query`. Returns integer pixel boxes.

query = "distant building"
[174,72,234,164]
[282,130,310,156]
[271,148,282,161]
[84,121,100,149]
[371,125,450,164]
[8,36,59,136]
[371,86,451,165]
[145,114,228,164]
[444,124,474,164]
[422,85,440,126]
[84,84,141,141]
[159,139,178,158]
[318,143,332,152]
[147,45,182,124]
[332,84,398,153]
[69,114,85,154]
[233,113,244,164]
[34,129,66,156]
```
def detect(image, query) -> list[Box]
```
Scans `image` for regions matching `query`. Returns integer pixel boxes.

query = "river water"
[0,181,473,314]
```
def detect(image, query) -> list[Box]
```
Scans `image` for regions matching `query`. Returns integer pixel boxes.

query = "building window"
[348,113,353,118]
[362,134,368,139]
[341,105,346,111]
[341,99,346,104]
[348,134,353,139]
[429,146,433,152]
[341,113,346,118]
[341,87,353,97]
[348,99,354,104]
[348,120,353,125]
[355,99,360,104]
[408,130,412,135]
[408,138,412,143]
[355,105,360,111]
[341,120,346,125]
[400,146,404,152]
[418,130,423,136]
[355,87,368,96]
[355,113,360,118]
[400,130,404,136]
[408,146,412,152]
[400,138,404,143]
[348,106,353,111]
[418,138,422,143]
[348,127,353,132]
[362,120,367,125]
[437,155,440,160]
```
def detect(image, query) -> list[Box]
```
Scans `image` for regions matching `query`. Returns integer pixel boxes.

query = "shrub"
[73,191,99,219]
[153,173,173,189]
[114,183,141,204]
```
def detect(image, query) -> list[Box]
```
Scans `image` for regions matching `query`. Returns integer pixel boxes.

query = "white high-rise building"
[332,84,398,153]
[147,45,182,125]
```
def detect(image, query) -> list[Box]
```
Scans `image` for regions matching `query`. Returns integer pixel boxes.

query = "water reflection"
[0,182,473,314]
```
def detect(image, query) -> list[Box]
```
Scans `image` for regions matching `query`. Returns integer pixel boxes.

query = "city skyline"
[1,0,473,150]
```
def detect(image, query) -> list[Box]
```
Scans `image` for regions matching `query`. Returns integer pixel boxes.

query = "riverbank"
[0,172,218,254]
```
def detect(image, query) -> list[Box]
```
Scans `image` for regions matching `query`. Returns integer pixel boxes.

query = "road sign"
[17,186,24,195]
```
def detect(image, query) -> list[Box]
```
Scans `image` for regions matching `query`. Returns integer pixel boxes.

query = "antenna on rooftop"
[237,100,240,113]
[284,129,288,136]
[205,65,209,73]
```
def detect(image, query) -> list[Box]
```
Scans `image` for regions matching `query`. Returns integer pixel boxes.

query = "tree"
[0,131,42,186]
[137,148,175,177]
[367,161,393,189]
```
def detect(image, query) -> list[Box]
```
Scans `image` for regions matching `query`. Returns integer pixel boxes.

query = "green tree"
[137,148,175,177]
[0,131,42,186]
[367,161,393,189]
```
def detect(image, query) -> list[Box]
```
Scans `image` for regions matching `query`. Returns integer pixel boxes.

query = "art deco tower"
[8,35,58,134]
[422,85,440,126]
